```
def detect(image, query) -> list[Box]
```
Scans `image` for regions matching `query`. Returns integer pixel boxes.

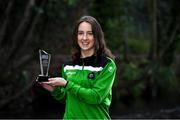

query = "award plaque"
[37,49,51,82]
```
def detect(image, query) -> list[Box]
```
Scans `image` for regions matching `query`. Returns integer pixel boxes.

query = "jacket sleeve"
[51,64,67,103]
[65,59,116,105]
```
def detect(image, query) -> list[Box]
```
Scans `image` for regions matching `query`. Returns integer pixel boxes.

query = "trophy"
[37,49,51,82]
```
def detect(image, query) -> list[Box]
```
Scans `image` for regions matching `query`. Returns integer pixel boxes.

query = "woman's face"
[77,21,95,57]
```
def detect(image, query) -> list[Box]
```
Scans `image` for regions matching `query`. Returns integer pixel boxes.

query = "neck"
[81,50,94,58]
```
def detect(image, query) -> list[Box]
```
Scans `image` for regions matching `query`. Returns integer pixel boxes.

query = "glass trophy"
[37,49,51,82]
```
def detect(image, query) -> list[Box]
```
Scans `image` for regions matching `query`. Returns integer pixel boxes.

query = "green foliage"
[121,62,141,81]
[67,0,78,6]
[105,18,122,51]
[122,63,144,97]
[45,0,77,21]
[120,62,145,98]
[114,56,180,102]
[128,37,150,54]
[143,61,179,98]
[90,0,123,52]
[176,35,180,53]
[158,67,177,86]
[154,66,178,95]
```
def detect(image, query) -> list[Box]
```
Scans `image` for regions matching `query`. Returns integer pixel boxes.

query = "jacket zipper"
[82,59,84,80]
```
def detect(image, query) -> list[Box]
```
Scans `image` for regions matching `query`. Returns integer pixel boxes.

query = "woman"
[40,15,117,119]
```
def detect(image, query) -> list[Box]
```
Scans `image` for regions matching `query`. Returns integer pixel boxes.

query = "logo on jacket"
[108,66,114,72]
[88,72,95,80]
[66,71,76,75]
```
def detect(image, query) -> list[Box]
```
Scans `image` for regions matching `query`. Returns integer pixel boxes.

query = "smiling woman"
[77,21,95,58]
[39,15,117,119]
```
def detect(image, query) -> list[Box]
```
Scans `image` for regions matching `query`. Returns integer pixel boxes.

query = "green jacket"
[51,55,116,119]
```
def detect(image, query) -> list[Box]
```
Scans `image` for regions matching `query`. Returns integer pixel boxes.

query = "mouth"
[82,42,89,45]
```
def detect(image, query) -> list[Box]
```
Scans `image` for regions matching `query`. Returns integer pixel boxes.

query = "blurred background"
[0,0,180,119]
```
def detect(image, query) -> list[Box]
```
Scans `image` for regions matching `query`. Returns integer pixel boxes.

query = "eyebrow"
[78,30,92,32]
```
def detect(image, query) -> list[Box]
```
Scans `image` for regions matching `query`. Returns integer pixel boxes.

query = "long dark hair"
[71,15,115,62]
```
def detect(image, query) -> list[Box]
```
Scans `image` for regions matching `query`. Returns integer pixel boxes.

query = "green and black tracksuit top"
[51,54,116,119]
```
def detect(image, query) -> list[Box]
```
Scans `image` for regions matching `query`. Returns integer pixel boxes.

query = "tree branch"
[0,0,13,45]
[7,0,35,61]
[160,22,180,59]
[0,80,35,109]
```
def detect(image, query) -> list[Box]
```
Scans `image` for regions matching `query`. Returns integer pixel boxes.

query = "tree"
[147,0,180,66]
[145,0,180,98]
[0,0,94,116]
[90,0,122,53]
[0,0,47,109]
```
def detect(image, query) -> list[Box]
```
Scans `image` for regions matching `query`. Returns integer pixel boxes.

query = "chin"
[81,48,89,51]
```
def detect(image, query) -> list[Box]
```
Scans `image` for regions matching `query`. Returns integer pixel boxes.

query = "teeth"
[82,42,88,45]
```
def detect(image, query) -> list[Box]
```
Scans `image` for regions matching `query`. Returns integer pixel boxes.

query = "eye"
[78,31,83,35]
[87,32,93,36]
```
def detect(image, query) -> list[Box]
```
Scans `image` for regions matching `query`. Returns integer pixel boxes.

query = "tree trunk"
[7,0,35,62]
[0,0,13,45]
[147,0,157,61]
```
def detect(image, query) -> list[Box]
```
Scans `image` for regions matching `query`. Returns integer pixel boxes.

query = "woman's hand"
[45,77,67,86]
[39,82,55,92]
[39,77,67,92]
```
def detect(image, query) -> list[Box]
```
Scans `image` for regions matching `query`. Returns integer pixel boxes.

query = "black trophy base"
[37,75,49,82]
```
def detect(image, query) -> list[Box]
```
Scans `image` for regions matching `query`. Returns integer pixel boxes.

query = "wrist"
[64,81,68,88]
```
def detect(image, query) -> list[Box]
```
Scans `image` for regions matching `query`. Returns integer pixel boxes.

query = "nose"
[82,33,87,40]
